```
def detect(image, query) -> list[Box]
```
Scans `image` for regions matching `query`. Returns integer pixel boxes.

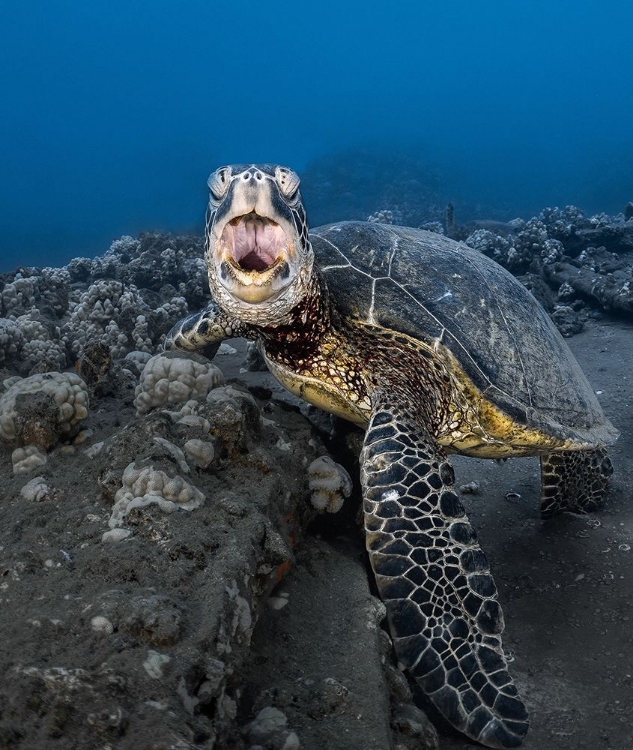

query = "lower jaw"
[218,259,290,304]
[230,284,281,304]
[211,276,303,328]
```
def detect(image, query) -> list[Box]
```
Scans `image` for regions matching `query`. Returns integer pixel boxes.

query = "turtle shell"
[310,221,618,447]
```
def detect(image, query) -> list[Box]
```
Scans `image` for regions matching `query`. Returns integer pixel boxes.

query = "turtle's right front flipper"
[361,391,529,749]
[164,302,249,360]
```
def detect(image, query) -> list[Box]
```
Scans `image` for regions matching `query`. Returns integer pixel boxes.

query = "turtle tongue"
[228,213,285,271]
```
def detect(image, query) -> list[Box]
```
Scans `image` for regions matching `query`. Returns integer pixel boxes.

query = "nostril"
[255,172,263,180]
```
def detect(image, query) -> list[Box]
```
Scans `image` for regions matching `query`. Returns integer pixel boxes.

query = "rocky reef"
[0,346,335,747]
[0,233,365,748]
[0,204,631,747]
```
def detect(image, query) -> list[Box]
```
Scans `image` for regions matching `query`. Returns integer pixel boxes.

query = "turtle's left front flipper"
[164,302,249,360]
[361,391,529,749]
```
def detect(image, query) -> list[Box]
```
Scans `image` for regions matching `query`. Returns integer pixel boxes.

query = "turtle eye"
[208,167,231,202]
[275,166,300,200]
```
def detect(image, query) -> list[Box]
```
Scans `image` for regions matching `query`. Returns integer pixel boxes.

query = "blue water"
[1,0,632,271]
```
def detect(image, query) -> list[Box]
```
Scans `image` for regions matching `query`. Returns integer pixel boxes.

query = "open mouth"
[220,212,288,272]
[215,211,294,303]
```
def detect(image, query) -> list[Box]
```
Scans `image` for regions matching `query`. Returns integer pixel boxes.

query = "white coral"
[134,353,224,415]
[153,296,189,338]
[108,462,205,528]
[1,274,38,315]
[206,384,258,412]
[12,445,47,475]
[20,476,52,501]
[12,312,66,372]
[0,318,24,365]
[308,456,353,513]
[109,235,140,255]
[62,280,149,359]
[184,439,215,468]
[130,315,152,352]
[124,350,152,375]
[367,209,394,224]
[71,280,131,323]
[0,372,89,441]
[40,266,71,286]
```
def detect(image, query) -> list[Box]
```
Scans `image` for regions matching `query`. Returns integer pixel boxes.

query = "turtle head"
[204,164,314,325]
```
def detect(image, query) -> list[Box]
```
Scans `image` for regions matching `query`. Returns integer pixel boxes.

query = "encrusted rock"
[121,594,184,646]
[205,385,262,457]
[551,305,584,337]
[0,372,89,446]
[245,341,268,372]
[77,340,113,385]
[392,702,439,750]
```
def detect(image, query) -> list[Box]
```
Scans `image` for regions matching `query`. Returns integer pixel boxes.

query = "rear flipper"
[361,391,529,748]
[540,448,613,520]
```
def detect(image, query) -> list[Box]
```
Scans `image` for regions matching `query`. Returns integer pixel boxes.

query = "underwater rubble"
[0,344,337,745]
[0,233,345,747]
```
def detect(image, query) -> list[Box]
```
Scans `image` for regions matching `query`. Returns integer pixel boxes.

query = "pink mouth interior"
[221,213,287,271]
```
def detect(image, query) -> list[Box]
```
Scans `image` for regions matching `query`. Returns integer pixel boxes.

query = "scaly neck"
[257,270,330,350]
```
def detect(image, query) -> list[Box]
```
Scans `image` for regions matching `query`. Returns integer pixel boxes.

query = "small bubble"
[618,543,631,552]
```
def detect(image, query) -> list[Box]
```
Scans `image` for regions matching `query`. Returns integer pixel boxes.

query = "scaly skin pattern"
[540,448,613,519]
[361,388,529,748]
[163,302,249,359]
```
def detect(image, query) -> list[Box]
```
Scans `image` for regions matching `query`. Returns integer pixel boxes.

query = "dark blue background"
[1,0,632,270]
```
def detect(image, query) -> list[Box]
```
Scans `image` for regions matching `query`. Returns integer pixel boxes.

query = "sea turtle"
[165,164,618,748]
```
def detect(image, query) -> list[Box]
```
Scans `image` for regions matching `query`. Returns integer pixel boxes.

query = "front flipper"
[163,302,249,360]
[361,391,529,748]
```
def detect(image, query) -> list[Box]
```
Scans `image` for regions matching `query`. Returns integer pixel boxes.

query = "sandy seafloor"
[0,312,631,749]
